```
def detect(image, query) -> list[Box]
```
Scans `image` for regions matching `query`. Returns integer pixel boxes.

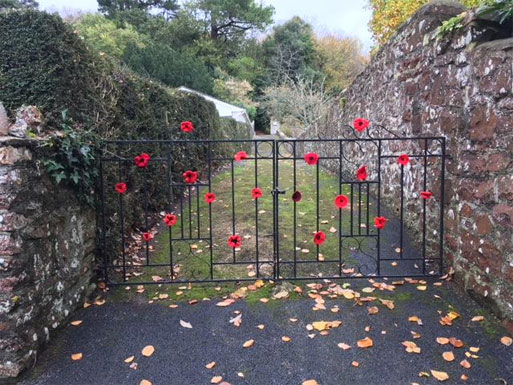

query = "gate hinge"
[271,188,286,195]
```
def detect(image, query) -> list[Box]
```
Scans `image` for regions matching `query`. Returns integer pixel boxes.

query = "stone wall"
[0,135,95,377]
[316,2,513,326]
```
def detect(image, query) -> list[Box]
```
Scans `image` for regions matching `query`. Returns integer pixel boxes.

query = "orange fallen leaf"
[94,298,105,306]
[141,345,155,357]
[436,337,450,345]
[216,299,235,307]
[70,320,82,326]
[460,359,471,369]
[257,324,265,330]
[71,353,83,361]
[449,337,464,348]
[368,306,379,315]
[302,381,319,385]
[259,298,269,303]
[351,361,360,367]
[140,380,152,385]
[501,336,512,346]
[338,343,351,350]
[180,320,192,329]
[243,339,255,348]
[205,361,216,369]
[124,356,135,364]
[417,285,427,291]
[211,376,223,384]
[282,336,291,342]
[461,374,469,381]
[471,315,484,322]
[379,299,395,310]
[402,340,421,354]
[442,351,455,362]
[357,337,373,348]
[431,370,449,381]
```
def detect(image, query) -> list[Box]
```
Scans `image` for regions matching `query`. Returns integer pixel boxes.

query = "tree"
[0,0,38,9]
[315,34,368,92]
[263,17,320,84]
[184,0,274,41]
[98,0,179,19]
[368,0,495,46]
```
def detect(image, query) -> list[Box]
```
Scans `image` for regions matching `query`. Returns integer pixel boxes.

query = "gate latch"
[271,188,286,195]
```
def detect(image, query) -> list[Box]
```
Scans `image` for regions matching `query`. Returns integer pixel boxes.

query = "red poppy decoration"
[115,182,127,194]
[234,151,249,162]
[181,121,194,133]
[183,170,199,184]
[374,216,388,230]
[228,234,242,249]
[134,153,151,168]
[420,191,433,199]
[292,191,302,203]
[304,152,319,165]
[252,187,263,200]
[313,231,326,246]
[334,194,349,209]
[142,232,153,242]
[356,165,368,181]
[353,118,370,132]
[163,213,178,227]
[205,192,216,204]
[398,154,410,166]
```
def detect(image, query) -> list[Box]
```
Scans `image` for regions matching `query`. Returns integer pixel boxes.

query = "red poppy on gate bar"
[313,231,326,246]
[252,187,263,200]
[334,194,349,209]
[205,192,216,204]
[134,153,151,168]
[228,234,242,249]
[115,182,127,194]
[181,121,194,133]
[234,151,249,162]
[183,170,199,184]
[304,152,319,165]
[398,154,410,166]
[163,213,178,227]
[142,232,153,242]
[353,118,370,132]
[420,191,433,199]
[292,191,302,203]
[374,216,388,230]
[356,165,368,181]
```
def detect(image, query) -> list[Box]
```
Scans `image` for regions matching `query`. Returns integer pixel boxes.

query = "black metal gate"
[98,134,446,285]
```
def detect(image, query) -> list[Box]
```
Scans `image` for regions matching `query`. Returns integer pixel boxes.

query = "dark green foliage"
[478,0,513,30]
[123,41,214,93]
[0,0,38,9]
[254,106,270,133]
[98,0,179,19]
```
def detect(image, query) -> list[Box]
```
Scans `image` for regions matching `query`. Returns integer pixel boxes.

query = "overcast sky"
[38,0,373,51]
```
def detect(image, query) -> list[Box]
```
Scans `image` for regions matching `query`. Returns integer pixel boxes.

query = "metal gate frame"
[98,135,446,285]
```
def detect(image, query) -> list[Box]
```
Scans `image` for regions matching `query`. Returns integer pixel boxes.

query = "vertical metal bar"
[338,140,343,275]
[439,138,446,275]
[377,140,382,276]
[188,185,192,239]
[196,184,200,239]
[366,182,370,235]
[231,159,236,263]
[422,139,428,275]
[254,141,260,277]
[142,150,150,266]
[118,157,126,282]
[293,141,297,278]
[99,156,109,283]
[180,187,184,239]
[316,153,320,260]
[274,141,279,279]
[350,184,354,236]
[208,141,214,280]
[166,142,174,279]
[399,163,404,259]
[358,183,362,236]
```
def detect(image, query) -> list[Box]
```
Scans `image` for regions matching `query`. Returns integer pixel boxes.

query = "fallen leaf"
[302,381,319,385]
[357,337,373,348]
[461,374,469,381]
[368,306,379,315]
[259,298,269,303]
[180,320,193,329]
[70,320,82,326]
[257,324,265,330]
[408,316,423,325]
[449,337,464,348]
[460,359,471,369]
[417,285,427,291]
[442,351,455,362]
[140,380,152,385]
[338,343,351,350]
[351,361,359,367]
[471,315,484,322]
[141,345,155,357]
[282,336,291,342]
[205,362,216,369]
[243,339,255,348]
[431,370,449,381]
[211,376,223,384]
[379,299,395,310]
[469,346,480,353]
[500,336,512,346]
[124,356,135,363]
[71,353,83,361]
[402,341,421,354]
[436,337,450,345]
